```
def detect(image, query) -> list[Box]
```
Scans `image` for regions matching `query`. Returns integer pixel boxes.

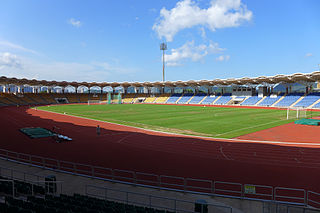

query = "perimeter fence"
[0,148,319,210]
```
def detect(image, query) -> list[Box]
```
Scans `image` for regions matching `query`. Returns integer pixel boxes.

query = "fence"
[85,185,233,213]
[0,165,63,195]
[0,148,318,209]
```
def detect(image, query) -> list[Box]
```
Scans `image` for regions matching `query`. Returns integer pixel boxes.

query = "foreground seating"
[2,193,174,213]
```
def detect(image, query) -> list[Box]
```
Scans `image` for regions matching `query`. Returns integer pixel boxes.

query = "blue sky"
[0,0,319,82]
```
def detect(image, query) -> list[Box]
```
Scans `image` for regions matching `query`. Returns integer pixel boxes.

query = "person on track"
[96,125,101,136]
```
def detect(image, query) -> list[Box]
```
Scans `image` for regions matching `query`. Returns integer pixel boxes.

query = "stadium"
[1,71,320,212]
[1,0,320,213]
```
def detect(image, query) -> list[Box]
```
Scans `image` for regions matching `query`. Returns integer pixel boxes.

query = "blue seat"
[294,92,320,108]
[240,96,262,106]
[275,93,304,107]
[214,93,232,105]
[189,93,206,104]
[201,95,218,104]
[258,93,284,106]
[177,93,194,104]
[166,94,182,103]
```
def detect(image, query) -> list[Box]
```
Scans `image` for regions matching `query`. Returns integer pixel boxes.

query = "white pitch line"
[216,119,285,136]
[33,108,320,147]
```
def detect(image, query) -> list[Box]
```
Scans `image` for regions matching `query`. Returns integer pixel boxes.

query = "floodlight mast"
[160,42,167,82]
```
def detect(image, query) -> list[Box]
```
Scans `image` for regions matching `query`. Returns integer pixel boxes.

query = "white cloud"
[0,40,38,54]
[216,55,230,61]
[68,18,82,28]
[305,53,313,57]
[165,40,224,66]
[153,0,252,41]
[0,52,21,70]
[0,54,137,82]
[199,27,206,39]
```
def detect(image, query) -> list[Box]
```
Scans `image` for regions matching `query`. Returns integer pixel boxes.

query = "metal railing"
[0,165,63,195]
[85,185,233,213]
[0,148,318,209]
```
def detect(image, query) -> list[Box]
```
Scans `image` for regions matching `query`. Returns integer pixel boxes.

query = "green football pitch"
[37,104,318,139]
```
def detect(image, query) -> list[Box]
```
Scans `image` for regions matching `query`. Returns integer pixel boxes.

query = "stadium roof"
[1,71,320,88]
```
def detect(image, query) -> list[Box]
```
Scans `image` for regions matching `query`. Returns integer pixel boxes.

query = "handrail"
[85,184,233,213]
[0,147,318,209]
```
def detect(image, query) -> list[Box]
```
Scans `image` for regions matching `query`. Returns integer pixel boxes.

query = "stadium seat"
[275,93,304,107]
[293,92,320,108]
[188,93,206,104]
[177,93,194,104]
[154,94,170,103]
[214,93,232,105]
[240,96,262,106]
[258,93,284,106]
[201,95,218,104]
[166,93,182,104]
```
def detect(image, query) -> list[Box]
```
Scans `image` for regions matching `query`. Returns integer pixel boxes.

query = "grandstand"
[1,72,320,109]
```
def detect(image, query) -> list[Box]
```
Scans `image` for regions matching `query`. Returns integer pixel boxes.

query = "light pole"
[160,42,167,82]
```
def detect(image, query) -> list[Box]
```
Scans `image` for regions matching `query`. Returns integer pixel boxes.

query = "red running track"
[1,106,320,193]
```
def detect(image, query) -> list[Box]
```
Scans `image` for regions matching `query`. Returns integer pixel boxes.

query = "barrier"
[308,191,320,208]
[214,181,242,197]
[85,185,233,213]
[160,175,185,190]
[274,187,306,205]
[135,172,159,186]
[0,166,63,195]
[0,148,319,209]
[244,184,273,201]
[113,169,135,183]
[185,178,213,194]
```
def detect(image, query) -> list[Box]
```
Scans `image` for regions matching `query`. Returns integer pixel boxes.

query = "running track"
[1,106,320,194]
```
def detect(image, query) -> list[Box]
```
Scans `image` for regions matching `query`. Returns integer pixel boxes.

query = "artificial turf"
[37,104,317,139]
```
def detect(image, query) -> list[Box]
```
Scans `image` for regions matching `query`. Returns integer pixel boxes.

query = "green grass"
[37,104,319,139]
